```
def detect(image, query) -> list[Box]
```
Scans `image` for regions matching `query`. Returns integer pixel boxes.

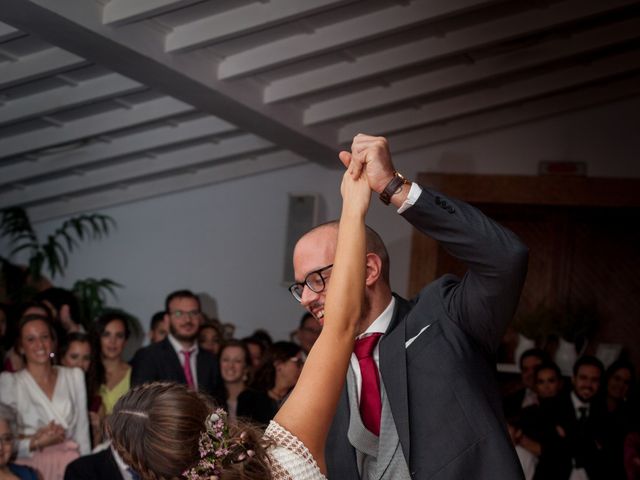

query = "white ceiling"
[1,0,639,222]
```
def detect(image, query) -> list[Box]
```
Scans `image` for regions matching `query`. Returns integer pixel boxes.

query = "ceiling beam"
[0,0,339,166]
[165,0,354,53]
[0,134,274,207]
[0,46,87,90]
[0,72,143,126]
[0,21,21,42]
[218,0,497,80]
[27,150,307,223]
[264,0,639,103]
[339,49,640,142]
[0,96,193,159]
[101,0,202,26]
[0,115,236,185]
[387,75,640,153]
[305,17,640,124]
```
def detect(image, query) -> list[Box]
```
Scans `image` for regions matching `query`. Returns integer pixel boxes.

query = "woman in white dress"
[0,314,91,480]
[106,153,371,479]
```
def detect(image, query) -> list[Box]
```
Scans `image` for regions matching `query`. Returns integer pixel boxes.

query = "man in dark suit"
[64,448,124,480]
[131,290,219,395]
[290,134,529,479]
[552,355,606,480]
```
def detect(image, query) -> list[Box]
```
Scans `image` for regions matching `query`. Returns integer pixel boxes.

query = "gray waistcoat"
[346,367,412,480]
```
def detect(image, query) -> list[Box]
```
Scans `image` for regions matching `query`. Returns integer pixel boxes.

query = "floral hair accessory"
[182,409,255,480]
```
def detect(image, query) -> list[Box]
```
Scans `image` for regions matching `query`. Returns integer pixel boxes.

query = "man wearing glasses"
[290,134,529,480]
[131,290,220,395]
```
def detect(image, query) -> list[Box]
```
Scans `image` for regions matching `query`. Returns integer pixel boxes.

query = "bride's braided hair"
[106,382,272,480]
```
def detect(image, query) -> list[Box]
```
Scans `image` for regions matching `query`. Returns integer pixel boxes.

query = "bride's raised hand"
[340,156,371,217]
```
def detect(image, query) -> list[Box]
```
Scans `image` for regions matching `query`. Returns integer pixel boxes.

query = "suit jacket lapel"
[160,338,186,382]
[101,449,124,480]
[379,295,412,467]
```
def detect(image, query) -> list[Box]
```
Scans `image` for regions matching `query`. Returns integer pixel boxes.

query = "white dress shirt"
[167,333,200,390]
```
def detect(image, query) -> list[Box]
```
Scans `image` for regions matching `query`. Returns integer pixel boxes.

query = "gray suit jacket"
[325,187,528,479]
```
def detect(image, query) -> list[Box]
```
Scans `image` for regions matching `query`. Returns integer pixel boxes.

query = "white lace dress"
[264,421,326,480]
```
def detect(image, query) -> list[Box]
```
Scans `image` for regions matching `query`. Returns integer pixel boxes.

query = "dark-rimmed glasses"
[169,309,202,320]
[288,264,333,302]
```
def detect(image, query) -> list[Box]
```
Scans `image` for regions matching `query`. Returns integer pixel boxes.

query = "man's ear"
[365,253,383,287]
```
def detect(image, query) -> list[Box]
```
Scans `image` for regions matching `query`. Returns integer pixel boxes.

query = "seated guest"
[214,340,274,426]
[197,321,223,357]
[59,333,104,448]
[91,312,132,415]
[241,335,266,370]
[504,348,548,419]
[599,358,636,479]
[550,355,607,480]
[293,312,322,356]
[0,402,38,480]
[516,362,569,480]
[147,311,167,344]
[0,314,90,479]
[251,341,304,411]
[131,290,219,396]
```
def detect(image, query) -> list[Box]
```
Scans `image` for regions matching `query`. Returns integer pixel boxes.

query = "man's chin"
[173,332,198,343]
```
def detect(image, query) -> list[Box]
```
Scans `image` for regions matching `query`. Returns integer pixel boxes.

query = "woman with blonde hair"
[107,154,370,479]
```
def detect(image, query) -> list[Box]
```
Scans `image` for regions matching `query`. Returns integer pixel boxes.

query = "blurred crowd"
[1,287,638,480]
[503,348,640,480]
[0,287,322,480]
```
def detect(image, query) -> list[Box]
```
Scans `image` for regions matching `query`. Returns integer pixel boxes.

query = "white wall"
[5,97,639,348]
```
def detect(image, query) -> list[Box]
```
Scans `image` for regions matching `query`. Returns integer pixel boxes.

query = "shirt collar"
[167,333,198,356]
[111,445,135,480]
[570,391,590,412]
[357,297,396,339]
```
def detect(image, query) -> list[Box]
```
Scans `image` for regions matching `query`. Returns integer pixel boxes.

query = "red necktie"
[354,333,383,436]
[181,350,195,389]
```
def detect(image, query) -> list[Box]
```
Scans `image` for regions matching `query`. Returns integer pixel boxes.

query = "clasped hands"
[339,134,397,212]
[30,421,66,451]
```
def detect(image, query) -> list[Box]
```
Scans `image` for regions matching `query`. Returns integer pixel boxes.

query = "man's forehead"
[294,228,336,261]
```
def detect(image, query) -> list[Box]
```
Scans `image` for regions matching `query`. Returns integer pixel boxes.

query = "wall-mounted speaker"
[282,194,319,284]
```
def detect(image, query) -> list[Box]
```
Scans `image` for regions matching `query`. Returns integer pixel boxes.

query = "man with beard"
[131,290,219,395]
[552,355,606,480]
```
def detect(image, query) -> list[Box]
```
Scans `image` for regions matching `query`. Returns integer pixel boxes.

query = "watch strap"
[379,171,408,205]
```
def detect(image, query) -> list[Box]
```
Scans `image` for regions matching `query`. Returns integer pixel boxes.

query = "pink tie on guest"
[181,350,195,389]
[354,333,383,436]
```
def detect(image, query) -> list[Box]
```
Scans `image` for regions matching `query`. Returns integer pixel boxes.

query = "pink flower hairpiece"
[182,409,255,480]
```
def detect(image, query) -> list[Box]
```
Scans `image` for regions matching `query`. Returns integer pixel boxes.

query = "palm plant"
[0,206,119,324]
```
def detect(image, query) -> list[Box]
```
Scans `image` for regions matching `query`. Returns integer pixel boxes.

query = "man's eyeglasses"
[288,264,333,302]
[169,310,202,320]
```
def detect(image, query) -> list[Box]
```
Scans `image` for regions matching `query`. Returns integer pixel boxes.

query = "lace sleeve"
[264,421,326,480]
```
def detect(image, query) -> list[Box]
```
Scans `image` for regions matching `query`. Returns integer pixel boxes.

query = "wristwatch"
[379,171,409,205]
